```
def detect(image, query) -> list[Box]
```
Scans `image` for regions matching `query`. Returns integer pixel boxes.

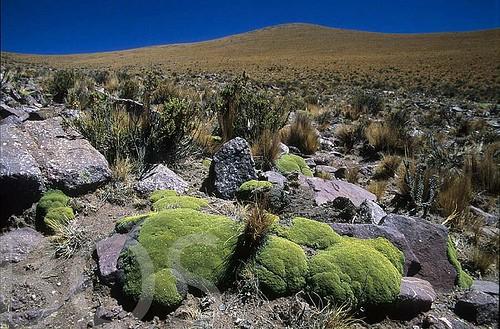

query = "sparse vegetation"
[48,69,76,103]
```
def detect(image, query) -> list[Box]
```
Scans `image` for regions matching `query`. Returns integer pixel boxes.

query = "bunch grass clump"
[281,112,319,155]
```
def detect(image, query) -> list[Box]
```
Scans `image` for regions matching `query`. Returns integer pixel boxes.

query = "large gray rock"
[331,222,420,275]
[454,290,499,325]
[96,234,128,285]
[0,118,111,221]
[135,164,188,195]
[203,137,257,199]
[299,176,376,207]
[0,228,44,265]
[392,277,436,319]
[0,124,45,221]
[381,214,457,291]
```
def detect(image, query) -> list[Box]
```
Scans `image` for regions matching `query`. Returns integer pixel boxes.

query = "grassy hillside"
[3,23,499,99]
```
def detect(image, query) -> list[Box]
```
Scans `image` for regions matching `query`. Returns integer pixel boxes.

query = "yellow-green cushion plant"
[277,217,342,249]
[44,206,75,234]
[149,190,178,203]
[36,190,70,219]
[308,238,402,308]
[152,195,208,211]
[119,208,240,310]
[275,154,313,177]
[254,236,308,297]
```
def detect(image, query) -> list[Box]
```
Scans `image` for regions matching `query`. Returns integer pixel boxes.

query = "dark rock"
[305,158,316,168]
[96,234,128,285]
[391,277,436,319]
[328,197,358,222]
[455,290,499,325]
[331,222,420,275]
[0,228,44,265]
[471,280,499,296]
[203,137,257,199]
[334,167,348,179]
[381,214,457,291]
[357,199,386,224]
[422,314,472,329]
[0,103,29,122]
[299,176,376,207]
[135,164,188,195]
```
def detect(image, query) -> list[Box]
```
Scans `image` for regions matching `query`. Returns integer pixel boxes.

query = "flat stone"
[471,280,499,296]
[0,228,44,265]
[392,277,436,319]
[300,176,376,207]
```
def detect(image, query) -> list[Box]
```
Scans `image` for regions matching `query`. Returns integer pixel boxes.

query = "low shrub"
[48,70,76,103]
[350,91,384,116]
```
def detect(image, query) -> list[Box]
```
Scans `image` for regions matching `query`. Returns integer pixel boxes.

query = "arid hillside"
[3,23,500,99]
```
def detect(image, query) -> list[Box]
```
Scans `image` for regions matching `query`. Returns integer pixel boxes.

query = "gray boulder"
[455,290,499,325]
[382,214,457,291]
[203,137,257,199]
[261,171,287,187]
[0,228,44,265]
[135,164,188,195]
[331,222,420,275]
[391,277,436,319]
[299,176,376,207]
[96,234,128,285]
[471,280,499,296]
[0,118,111,221]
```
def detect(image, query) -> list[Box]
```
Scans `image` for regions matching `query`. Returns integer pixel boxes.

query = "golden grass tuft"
[465,142,500,194]
[365,121,403,153]
[438,173,473,217]
[281,112,319,154]
[373,155,402,180]
[251,129,281,170]
[367,180,388,201]
[111,157,134,183]
[346,165,360,183]
[335,124,362,152]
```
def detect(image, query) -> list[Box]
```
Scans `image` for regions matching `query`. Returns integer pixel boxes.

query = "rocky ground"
[0,65,499,328]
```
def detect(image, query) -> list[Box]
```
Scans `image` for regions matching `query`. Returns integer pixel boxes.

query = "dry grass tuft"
[365,121,402,153]
[367,180,388,201]
[322,303,362,329]
[465,142,500,194]
[316,171,332,180]
[282,112,319,154]
[346,165,360,183]
[251,129,281,170]
[111,157,134,182]
[438,174,473,217]
[335,123,363,152]
[47,217,87,259]
[373,155,402,180]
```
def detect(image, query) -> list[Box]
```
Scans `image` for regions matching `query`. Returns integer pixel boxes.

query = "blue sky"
[1,0,499,54]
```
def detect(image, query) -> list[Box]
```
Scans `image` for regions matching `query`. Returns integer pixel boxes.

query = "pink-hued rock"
[299,176,376,207]
[393,277,436,318]
[96,233,127,285]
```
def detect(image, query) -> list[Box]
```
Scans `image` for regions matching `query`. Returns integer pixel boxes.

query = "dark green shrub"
[48,70,75,103]
[351,91,384,115]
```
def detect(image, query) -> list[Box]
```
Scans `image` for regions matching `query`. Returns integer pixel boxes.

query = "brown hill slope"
[3,23,500,98]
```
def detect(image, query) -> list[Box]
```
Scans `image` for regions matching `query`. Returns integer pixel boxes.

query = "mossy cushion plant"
[254,236,308,297]
[36,189,70,219]
[149,189,178,203]
[152,195,209,211]
[447,237,473,289]
[44,206,75,234]
[115,213,153,233]
[277,217,342,249]
[308,238,403,308]
[239,180,273,192]
[275,154,313,177]
[119,208,240,310]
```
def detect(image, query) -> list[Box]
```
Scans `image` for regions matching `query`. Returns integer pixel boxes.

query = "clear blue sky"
[1,0,499,54]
